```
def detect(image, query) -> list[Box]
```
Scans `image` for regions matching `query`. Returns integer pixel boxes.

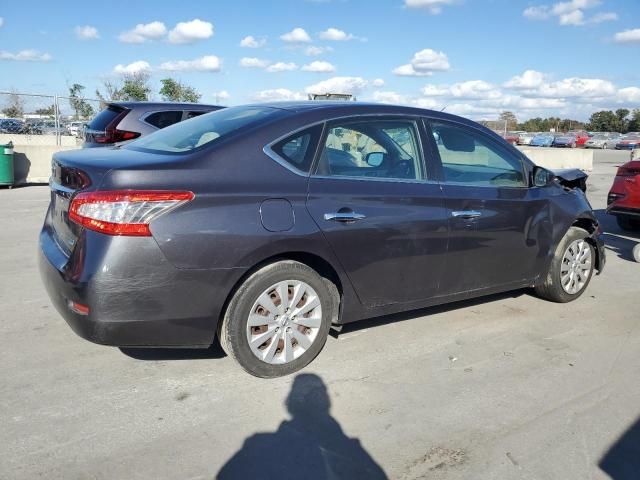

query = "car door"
[426,119,551,295]
[305,117,449,307]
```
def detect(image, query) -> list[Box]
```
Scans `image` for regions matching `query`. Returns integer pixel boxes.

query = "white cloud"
[75,25,99,40]
[113,60,151,75]
[213,90,230,102]
[449,80,501,99]
[614,28,640,44]
[404,0,459,15]
[252,88,306,102]
[266,62,298,73]
[319,28,354,41]
[372,78,385,87]
[305,76,368,95]
[305,46,333,56]
[239,57,270,68]
[159,55,221,72]
[421,84,450,96]
[617,87,640,103]
[168,19,214,44]
[504,70,546,89]
[280,27,312,43]
[302,60,336,73]
[0,50,51,62]
[536,77,616,98]
[372,91,410,104]
[523,0,616,26]
[239,35,266,48]
[118,21,166,43]
[393,48,450,76]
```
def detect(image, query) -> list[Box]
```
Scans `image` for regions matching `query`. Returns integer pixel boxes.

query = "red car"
[567,130,590,147]
[607,157,640,230]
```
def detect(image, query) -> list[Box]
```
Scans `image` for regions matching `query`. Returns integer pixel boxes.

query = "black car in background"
[83,101,223,147]
[40,102,605,377]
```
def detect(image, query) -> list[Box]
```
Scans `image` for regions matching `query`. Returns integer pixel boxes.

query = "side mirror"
[365,151,386,167]
[533,166,554,187]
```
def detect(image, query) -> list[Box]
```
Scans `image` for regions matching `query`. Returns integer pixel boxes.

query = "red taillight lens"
[93,128,141,144]
[69,190,195,236]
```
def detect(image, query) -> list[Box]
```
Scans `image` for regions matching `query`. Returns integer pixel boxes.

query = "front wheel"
[219,261,335,378]
[535,227,595,303]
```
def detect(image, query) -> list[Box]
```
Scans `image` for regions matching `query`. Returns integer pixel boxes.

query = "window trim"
[424,117,530,189]
[263,123,327,177]
[311,116,427,183]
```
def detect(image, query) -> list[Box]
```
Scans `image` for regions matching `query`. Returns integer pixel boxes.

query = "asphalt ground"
[1,149,638,479]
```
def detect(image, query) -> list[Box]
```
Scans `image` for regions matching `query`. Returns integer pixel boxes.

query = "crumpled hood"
[549,168,588,191]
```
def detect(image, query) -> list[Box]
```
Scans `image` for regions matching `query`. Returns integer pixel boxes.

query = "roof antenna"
[440,106,447,112]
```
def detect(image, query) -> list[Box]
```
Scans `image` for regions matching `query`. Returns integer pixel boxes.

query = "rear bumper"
[607,206,640,218]
[39,226,245,348]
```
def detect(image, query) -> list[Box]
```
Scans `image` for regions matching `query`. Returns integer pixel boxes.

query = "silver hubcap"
[561,239,592,295]
[246,280,322,365]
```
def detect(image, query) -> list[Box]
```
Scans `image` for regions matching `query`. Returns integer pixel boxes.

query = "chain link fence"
[0,91,101,146]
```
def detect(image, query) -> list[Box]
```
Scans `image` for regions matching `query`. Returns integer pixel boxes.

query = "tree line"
[494,109,640,133]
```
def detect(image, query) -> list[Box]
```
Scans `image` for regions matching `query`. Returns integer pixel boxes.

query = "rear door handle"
[451,210,482,219]
[324,212,366,222]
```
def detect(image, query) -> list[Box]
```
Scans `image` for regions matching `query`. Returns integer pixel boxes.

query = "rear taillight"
[69,190,195,236]
[91,109,140,144]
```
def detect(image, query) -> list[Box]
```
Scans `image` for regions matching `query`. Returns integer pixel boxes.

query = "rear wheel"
[219,261,335,378]
[617,216,640,232]
[535,227,595,303]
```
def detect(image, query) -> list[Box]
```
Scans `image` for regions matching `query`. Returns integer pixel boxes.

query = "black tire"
[535,227,595,303]
[616,216,640,231]
[219,260,335,378]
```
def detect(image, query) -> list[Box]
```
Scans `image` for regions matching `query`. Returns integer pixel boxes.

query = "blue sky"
[1,0,639,121]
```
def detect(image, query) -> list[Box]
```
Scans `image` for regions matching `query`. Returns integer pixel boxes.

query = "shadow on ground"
[594,209,640,263]
[120,342,226,361]
[600,416,640,480]
[216,373,387,479]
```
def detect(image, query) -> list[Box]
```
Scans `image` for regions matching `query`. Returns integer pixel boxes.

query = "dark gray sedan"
[39,102,605,377]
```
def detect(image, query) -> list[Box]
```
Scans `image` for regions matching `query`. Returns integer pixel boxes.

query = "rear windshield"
[88,105,126,130]
[126,106,278,153]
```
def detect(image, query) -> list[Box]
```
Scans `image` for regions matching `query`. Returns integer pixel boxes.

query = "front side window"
[430,121,526,187]
[315,120,422,180]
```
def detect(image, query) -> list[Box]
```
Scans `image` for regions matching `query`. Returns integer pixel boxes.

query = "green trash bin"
[0,141,15,187]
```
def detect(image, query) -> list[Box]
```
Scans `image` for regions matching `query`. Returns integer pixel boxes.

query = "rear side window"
[127,106,277,153]
[88,105,126,130]
[144,110,183,129]
[185,111,207,120]
[430,121,526,187]
[271,125,323,173]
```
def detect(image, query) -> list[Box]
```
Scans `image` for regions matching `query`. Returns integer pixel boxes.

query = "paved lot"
[1,150,639,479]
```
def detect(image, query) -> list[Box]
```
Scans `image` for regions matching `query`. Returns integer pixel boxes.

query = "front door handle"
[451,210,482,219]
[324,212,366,222]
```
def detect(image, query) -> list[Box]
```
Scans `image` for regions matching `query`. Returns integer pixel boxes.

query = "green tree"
[35,105,55,116]
[615,108,630,133]
[159,78,201,103]
[628,109,640,132]
[121,72,151,101]
[587,110,618,132]
[499,111,518,131]
[1,92,24,118]
[68,83,95,119]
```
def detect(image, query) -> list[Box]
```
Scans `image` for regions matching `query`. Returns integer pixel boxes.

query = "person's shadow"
[599,416,640,479]
[216,373,387,479]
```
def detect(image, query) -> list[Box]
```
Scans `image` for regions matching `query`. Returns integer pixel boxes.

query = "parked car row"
[517,131,630,149]
[0,118,82,136]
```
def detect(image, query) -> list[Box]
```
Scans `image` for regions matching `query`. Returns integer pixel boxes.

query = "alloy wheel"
[245,280,322,364]
[560,239,593,295]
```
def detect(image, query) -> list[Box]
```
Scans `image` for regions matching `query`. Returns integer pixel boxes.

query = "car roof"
[109,101,222,110]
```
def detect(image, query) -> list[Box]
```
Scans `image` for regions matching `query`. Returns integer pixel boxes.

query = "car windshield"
[127,105,278,153]
[592,135,608,140]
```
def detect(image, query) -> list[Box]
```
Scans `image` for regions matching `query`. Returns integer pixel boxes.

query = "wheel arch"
[571,215,604,272]
[217,251,345,339]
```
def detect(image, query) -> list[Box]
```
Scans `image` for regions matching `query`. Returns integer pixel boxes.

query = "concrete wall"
[517,146,593,171]
[0,134,80,184]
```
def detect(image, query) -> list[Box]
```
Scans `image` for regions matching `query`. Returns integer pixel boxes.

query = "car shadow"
[332,289,528,338]
[599,416,640,480]
[593,209,640,263]
[216,373,388,479]
[119,341,226,361]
